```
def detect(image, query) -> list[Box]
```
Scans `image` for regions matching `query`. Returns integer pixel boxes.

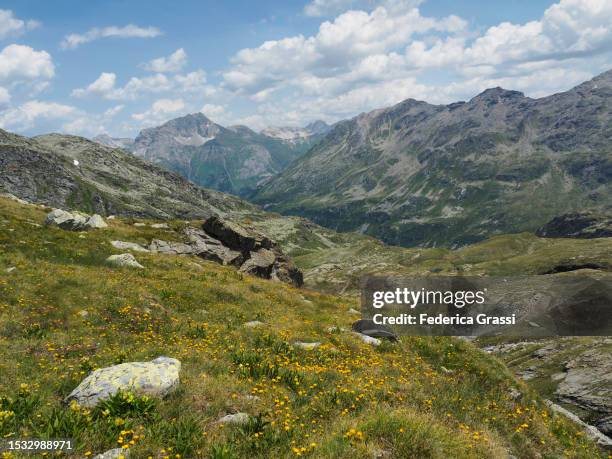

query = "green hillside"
[0,197,604,458]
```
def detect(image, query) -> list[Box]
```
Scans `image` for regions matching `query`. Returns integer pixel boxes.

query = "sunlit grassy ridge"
[0,198,604,458]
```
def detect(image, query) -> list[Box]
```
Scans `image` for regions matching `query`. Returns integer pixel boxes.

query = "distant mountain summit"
[117,113,321,197]
[254,70,612,247]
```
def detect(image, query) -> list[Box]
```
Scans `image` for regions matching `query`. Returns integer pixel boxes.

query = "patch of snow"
[261,126,310,142]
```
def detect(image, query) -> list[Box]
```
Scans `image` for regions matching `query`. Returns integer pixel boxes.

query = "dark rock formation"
[351,319,398,341]
[536,212,612,239]
[200,217,303,287]
[202,216,273,252]
[148,217,303,287]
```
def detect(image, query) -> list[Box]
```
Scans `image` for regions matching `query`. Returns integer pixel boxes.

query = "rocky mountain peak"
[305,120,331,135]
[470,87,526,104]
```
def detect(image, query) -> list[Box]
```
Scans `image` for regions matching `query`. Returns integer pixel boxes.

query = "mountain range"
[254,70,612,247]
[93,114,330,198]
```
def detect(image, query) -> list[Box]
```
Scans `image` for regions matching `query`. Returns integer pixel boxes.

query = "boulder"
[294,341,321,350]
[239,248,276,277]
[45,209,89,231]
[218,412,250,426]
[46,209,107,230]
[93,448,128,459]
[143,221,304,287]
[185,227,244,266]
[106,253,144,269]
[151,223,169,229]
[202,216,273,252]
[352,319,398,341]
[87,214,108,229]
[111,241,149,252]
[65,356,180,408]
[269,250,304,287]
[148,239,194,255]
[353,332,381,346]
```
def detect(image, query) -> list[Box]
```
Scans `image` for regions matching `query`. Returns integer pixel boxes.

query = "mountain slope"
[130,113,323,197]
[0,129,254,219]
[0,195,604,458]
[255,70,612,248]
[92,133,135,150]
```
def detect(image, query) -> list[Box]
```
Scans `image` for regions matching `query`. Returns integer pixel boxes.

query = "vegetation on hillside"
[0,197,605,458]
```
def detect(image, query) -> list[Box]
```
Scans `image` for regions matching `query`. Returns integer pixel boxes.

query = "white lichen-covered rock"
[111,240,149,252]
[93,448,129,459]
[106,253,144,269]
[86,214,108,228]
[293,341,321,350]
[46,209,107,230]
[352,332,381,346]
[65,356,180,408]
[243,321,265,328]
[218,412,250,425]
[45,209,89,231]
[151,223,169,229]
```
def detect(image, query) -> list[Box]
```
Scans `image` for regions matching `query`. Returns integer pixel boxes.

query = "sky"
[0,0,610,137]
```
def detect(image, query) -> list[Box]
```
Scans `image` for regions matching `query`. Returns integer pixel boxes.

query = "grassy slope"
[0,197,604,458]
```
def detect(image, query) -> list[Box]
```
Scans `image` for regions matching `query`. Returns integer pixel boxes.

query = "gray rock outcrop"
[45,209,89,231]
[555,349,612,426]
[148,217,303,287]
[111,241,149,252]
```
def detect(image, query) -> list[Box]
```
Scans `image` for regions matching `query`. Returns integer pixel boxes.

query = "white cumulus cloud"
[219,0,612,127]
[143,48,187,73]
[131,98,185,125]
[61,24,162,49]
[0,9,40,38]
[0,44,54,82]
[0,100,76,131]
[72,69,211,101]
[71,72,116,97]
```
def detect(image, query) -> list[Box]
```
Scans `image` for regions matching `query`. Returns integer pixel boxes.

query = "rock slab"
[65,356,180,408]
[106,253,144,269]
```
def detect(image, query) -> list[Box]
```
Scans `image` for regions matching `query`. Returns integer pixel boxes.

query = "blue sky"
[0,0,610,137]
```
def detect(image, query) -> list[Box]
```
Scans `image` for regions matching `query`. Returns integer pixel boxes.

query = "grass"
[0,197,606,458]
